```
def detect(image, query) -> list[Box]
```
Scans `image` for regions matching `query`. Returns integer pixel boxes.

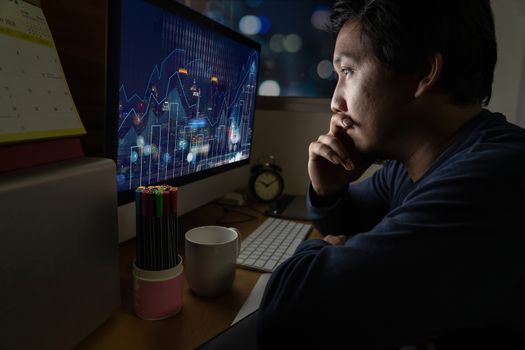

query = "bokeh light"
[150,144,158,154]
[311,6,331,31]
[259,80,281,96]
[259,15,271,35]
[184,0,336,97]
[143,144,152,156]
[317,59,334,79]
[283,34,302,53]
[131,151,139,163]
[239,15,262,35]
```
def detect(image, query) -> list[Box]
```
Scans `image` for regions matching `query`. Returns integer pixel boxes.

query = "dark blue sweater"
[257,110,525,349]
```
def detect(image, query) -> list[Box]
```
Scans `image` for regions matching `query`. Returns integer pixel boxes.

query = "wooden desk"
[76,202,320,350]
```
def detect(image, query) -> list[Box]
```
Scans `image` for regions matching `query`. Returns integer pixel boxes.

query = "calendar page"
[0,0,85,144]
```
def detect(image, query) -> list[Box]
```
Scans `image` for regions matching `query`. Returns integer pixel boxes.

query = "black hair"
[329,0,497,106]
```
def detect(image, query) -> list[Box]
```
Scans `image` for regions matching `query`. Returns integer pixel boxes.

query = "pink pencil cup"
[132,256,184,320]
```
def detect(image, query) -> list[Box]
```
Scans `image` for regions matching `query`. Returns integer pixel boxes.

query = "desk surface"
[77,201,321,350]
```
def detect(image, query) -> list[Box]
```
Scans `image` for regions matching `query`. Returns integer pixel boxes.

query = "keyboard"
[237,217,312,272]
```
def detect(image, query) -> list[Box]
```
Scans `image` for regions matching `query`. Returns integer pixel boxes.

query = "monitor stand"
[265,194,309,221]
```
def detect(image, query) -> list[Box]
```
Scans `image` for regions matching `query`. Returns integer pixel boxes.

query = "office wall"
[251,104,329,196]
[518,48,525,127]
[489,0,525,126]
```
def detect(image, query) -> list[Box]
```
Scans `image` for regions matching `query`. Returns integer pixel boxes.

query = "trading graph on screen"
[115,0,259,192]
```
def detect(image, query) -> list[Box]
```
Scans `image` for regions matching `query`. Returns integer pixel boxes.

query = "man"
[257,0,525,349]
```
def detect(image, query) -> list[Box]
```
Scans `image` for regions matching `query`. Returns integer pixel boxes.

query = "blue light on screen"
[116,0,259,191]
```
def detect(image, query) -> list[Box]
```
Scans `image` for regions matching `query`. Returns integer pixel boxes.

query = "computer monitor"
[106,0,260,240]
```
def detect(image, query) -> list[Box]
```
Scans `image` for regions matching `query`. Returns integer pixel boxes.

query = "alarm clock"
[249,155,284,202]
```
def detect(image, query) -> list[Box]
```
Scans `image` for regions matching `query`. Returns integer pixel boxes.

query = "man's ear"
[414,52,443,99]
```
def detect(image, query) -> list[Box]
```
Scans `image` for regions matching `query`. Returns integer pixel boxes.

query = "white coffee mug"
[184,226,240,297]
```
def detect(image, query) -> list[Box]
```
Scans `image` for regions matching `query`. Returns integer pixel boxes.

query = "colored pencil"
[134,185,179,271]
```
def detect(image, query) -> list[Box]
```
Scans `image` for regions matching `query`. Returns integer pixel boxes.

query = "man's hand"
[308,113,372,199]
[323,234,347,246]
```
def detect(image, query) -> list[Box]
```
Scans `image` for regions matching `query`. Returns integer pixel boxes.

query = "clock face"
[253,170,283,202]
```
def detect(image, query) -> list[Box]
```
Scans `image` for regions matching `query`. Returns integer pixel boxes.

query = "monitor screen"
[106,0,260,204]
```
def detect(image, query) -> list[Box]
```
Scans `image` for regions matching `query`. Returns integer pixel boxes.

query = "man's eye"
[341,67,354,76]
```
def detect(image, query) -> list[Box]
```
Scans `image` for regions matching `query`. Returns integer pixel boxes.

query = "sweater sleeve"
[257,155,525,349]
[307,163,391,236]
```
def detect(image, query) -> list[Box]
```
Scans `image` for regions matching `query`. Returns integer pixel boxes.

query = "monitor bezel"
[106,0,261,206]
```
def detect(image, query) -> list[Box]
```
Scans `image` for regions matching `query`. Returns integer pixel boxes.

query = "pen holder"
[132,256,184,320]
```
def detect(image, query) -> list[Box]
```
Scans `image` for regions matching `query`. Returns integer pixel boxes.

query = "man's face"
[332,20,418,158]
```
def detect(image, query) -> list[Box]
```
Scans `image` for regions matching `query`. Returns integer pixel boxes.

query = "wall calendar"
[0,0,85,144]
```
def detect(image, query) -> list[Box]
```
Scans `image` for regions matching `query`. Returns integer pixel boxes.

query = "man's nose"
[331,82,347,113]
